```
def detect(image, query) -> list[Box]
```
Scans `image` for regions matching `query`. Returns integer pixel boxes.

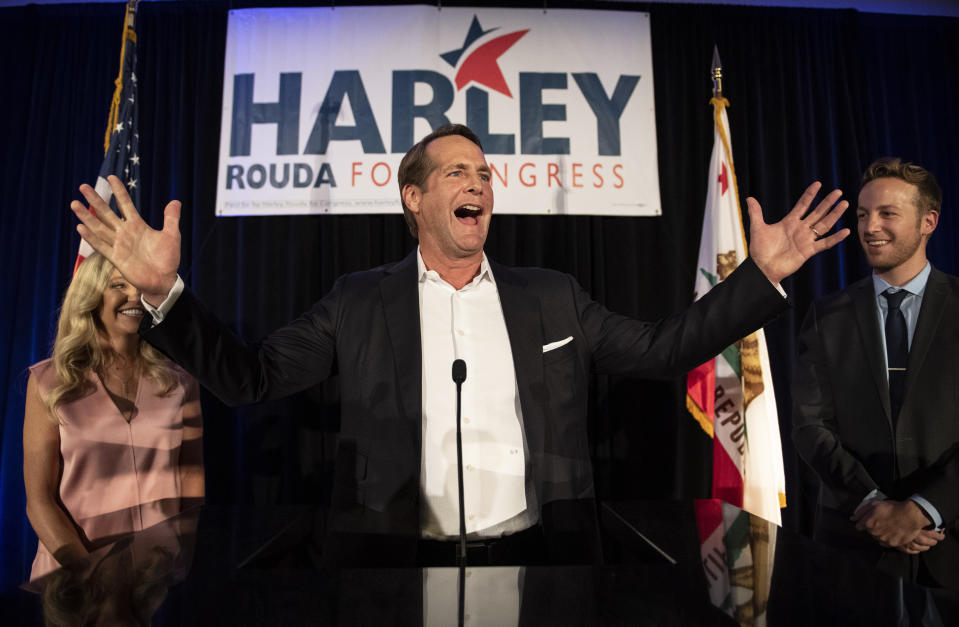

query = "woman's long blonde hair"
[45,252,178,421]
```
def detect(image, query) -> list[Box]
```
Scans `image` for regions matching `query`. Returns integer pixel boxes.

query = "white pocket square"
[543,336,573,353]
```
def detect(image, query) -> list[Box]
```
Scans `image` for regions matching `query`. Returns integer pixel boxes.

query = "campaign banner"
[216,6,661,216]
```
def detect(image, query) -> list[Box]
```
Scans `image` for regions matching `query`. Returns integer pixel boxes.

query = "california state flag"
[686,96,786,525]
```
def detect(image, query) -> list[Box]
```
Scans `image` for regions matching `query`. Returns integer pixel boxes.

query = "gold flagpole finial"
[711,45,723,99]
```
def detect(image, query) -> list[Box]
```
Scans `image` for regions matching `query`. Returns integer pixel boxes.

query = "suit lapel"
[489,262,546,445]
[380,252,423,431]
[904,267,947,412]
[851,278,892,423]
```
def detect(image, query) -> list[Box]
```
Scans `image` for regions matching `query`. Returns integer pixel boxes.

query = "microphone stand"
[451,359,467,627]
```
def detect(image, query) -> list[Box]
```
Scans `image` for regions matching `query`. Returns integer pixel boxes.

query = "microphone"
[451,359,467,569]
[452,359,466,384]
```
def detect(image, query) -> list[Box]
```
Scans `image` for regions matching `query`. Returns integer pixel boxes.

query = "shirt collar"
[416,247,494,288]
[872,261,931,298]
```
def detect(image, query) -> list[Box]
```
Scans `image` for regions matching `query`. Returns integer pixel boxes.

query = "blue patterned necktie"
[883,289,909,425]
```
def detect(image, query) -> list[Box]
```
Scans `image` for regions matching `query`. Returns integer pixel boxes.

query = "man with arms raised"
[793,158,958,590]
[73,124,848,566]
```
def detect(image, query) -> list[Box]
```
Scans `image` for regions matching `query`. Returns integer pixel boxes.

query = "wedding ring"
[810,226,822,238]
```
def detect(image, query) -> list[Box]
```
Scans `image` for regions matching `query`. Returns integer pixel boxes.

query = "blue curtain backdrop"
[2,0,958,597]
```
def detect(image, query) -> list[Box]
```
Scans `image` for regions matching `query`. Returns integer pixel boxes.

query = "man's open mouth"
[454,205,482,224]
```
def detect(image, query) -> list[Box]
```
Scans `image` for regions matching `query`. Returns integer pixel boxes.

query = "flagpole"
[711,45,722,99]
[105,0,140,154]
[74,0,141,275]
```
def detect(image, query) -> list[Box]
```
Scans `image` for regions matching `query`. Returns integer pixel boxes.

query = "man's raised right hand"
[71,175,181,306]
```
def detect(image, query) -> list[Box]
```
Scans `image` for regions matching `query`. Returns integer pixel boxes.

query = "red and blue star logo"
[440,15,528,98]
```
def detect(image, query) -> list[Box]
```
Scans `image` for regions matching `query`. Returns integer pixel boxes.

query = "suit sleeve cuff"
[909,494,944,529]
[855,488,887,513]
[141,275,185,326]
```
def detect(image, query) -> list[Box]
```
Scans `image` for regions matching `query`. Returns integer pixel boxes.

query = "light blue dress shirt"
[866,263,942,528]
[872,262,930,362]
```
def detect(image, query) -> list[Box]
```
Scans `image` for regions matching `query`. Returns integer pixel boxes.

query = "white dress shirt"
[417,250,535,539]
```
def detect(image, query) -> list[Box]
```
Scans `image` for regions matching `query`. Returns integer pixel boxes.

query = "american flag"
[74,0,141,273]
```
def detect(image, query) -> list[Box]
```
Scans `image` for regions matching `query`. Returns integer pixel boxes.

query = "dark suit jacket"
[142,251,787,564]
[792,267,959,588]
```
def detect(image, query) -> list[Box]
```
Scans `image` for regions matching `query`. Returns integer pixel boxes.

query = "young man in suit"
[793,158,958,590]
[71,124,849,567]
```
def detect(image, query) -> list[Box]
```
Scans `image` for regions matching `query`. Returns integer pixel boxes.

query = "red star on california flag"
[718,161,729,195]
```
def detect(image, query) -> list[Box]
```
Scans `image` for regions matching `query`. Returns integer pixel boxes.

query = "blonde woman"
[23,252,203,580]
